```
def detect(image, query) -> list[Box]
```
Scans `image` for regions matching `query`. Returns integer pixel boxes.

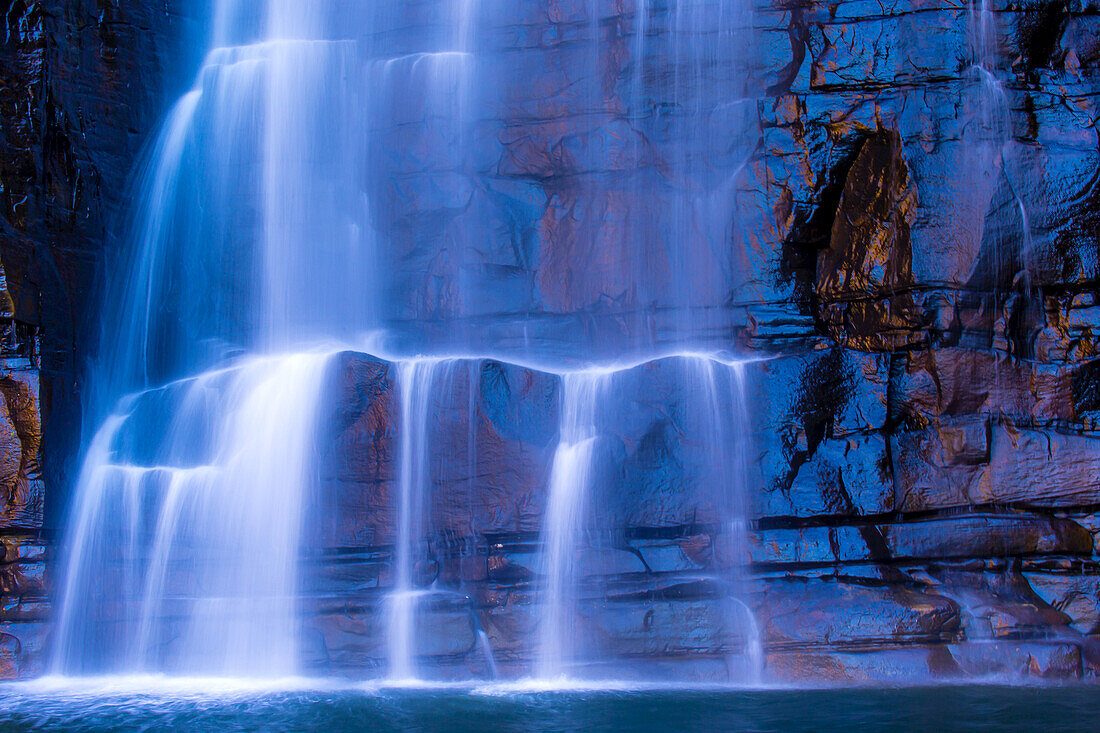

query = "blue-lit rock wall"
[285,349,1094,679]
[2,0,1100,679]
[0,0,203,677]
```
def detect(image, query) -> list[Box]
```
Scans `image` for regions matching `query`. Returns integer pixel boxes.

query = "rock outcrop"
[302,351,1100,680]
[0,270,44,678]
[100,349,1095,680]
[0,537,48,679]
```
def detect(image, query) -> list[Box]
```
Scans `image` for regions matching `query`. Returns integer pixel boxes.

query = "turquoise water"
[0,681,1093,732]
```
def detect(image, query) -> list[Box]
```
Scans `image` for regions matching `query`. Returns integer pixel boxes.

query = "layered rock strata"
[101,351,1099,680]
[0,276,44,679]
[0,537,47,679]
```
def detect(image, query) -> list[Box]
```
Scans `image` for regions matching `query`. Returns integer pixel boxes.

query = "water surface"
[0,681,1090,732]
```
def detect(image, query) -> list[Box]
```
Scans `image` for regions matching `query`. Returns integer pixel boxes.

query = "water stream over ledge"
[54,353,337,675]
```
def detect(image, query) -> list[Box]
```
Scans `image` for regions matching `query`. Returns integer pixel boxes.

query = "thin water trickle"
[476,631,499,680]
[535,372,608,679]
[389,360,451,680]
[966,0,1034,299]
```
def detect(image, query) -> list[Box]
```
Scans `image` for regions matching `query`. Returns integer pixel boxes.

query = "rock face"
[0,536,48,679]
[280,351,1098,680]
[0,268,44,678]
[0,0,203,513]
[0,346,45,680]
[0,1,200,676]
[3,0,1100,681]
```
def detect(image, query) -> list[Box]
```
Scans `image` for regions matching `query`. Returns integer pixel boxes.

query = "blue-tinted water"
[0,682,1092,732]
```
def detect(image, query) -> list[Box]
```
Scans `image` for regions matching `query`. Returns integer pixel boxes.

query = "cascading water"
[714,360,763,683]
[521,0,761,679]
[643,0,758,340]
[389,359,448,681]
[535,371,609,679]
[53,0,763,684]
[965,0,1034,303]
[53,353,334,674]
[54,1,391,676]
[533,356,760,682]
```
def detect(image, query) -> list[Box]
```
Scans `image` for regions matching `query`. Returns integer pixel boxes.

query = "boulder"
[755,578,959,649]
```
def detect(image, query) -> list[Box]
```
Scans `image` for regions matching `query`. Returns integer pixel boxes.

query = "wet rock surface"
[3,0,1100,681]
[0,0,204,513]
[0,537,48,679]
[291,350,1100,681]
[0,273,43,679]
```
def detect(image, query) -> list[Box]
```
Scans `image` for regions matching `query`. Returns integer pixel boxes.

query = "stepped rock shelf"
[11,347,1099,680]
[288,350,1100,681]
[2,0,1100,683]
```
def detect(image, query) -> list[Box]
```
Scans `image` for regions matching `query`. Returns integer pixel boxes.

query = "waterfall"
[54,0,389,676]
[54,352,334,675]
[535,371,609,679]
[534,356,760,681]
[673,357,762,682]
[388,359,448,681]
[630,0,757,340]
[53,0,763,683]
[966,0,1034,299]
[720,360,763,682]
